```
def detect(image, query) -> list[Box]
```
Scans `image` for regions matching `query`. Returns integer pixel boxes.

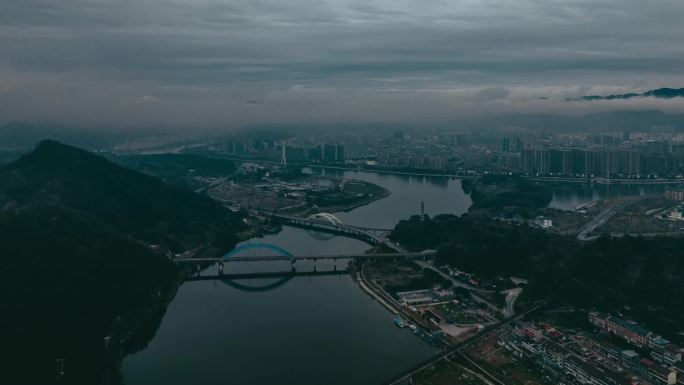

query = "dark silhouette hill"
[0,140,245,384]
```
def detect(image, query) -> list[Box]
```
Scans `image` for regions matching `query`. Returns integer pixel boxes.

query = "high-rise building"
[521,146,676,177]
[502,138,511,152]
[323,144,336,163]
[285,147,307,163]
[308,147,322,161]
[335,144,345,163]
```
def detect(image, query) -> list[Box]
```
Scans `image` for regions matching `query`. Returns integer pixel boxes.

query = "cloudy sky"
[1,0,683,127]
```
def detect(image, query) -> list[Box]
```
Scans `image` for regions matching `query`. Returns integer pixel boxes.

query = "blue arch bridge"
[174,242,436,275]
[173,213,435,289]
[175,242,435,292]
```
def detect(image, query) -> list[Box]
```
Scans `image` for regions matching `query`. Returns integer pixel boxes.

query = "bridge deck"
[173,251,434,263]
[185,269,348,281]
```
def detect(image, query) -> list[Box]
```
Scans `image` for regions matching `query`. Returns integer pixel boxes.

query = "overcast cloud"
[1,0,683,127]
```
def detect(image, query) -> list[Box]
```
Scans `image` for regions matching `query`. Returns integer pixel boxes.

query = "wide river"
[121,170,669,384]
[122,170,471,385]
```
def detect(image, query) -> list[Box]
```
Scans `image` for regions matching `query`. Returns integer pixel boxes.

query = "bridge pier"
[291,260,296,272]
[333,258,337,272]
[313,258,317,272]
[195,264,201,277]
[218,262,224,276]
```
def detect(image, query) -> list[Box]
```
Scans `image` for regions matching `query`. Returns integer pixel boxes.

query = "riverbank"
[122,166,473,385]
[313,164,684,186]
[308,164,471,179]
[323,184,391,214]
[526,175,684,185]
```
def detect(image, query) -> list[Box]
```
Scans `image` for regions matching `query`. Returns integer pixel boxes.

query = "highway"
[384,303,545,385]
[414,260,495,294]
[185,269,348,281]
[576,198,643,241]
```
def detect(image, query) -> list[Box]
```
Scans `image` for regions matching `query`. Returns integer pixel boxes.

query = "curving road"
[576,199,635,241]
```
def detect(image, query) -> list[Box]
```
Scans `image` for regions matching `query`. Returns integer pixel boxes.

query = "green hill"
[391,214,684,340]
[111,152,237,189]
[0,140,246,384]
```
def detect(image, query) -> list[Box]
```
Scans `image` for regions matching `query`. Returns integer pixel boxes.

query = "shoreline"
[309,164,469,179]
[312,164,684,186]
[326,185,391,214]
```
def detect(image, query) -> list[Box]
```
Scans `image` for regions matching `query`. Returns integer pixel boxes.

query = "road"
[576,199,634,241]
[501,288,522,318]
[413,260,505,318]
[414,260,494,294]
[385,303,545,385]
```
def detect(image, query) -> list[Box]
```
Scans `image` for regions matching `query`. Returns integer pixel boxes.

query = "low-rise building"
[652,344,683,366]
[589,312,653,348]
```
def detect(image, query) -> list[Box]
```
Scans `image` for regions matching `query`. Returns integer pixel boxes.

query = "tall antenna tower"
[280,141,287,167]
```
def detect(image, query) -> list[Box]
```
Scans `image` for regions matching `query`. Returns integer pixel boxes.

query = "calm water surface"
[123,169,675,384]
[122,170,471,385]
[310,167,471,227]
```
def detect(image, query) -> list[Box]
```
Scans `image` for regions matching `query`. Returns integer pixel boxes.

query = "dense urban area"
[107,118,684,181]
[112,124,684,385]
[4,0,684,384]
[3,119,684,385]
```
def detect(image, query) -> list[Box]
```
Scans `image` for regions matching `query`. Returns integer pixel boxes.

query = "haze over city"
[2,2,684,385]
[2,0,684,127]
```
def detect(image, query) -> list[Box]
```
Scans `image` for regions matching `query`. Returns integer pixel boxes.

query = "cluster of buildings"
[286,143,346,164]
[665,190,684,202]
[586,312,683,384]
[211,128,684,177]
[520,146,684,178]
[221,136,347,164]
[589,312,683,363]
[499,317,683,385]
[396,289,457,307]
[374,153,454,171]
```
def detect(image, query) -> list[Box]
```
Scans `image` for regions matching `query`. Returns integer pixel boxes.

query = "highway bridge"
[173,252,435,263]
[174,242,436,290]
[173,242,435,274]
[254,210,406,252]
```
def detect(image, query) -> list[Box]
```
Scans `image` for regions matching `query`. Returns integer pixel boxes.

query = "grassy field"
[411,359,490,385]
[342,180,384,195]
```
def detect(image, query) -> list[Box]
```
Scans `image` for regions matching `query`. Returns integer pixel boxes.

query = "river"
[121,169,471,385]
[121,169,678,384]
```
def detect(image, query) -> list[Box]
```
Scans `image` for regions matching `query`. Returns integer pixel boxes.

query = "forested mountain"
[0,141,245,384]
[391,215,684,340]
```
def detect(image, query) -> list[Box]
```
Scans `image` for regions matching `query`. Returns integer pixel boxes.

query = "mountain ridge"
[569,87,684,101]
[0,140,245,384]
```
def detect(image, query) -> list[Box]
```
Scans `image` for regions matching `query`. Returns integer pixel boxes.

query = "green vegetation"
[462,175,552,215]
[307,180,387,208]
[391,214,684,338]
[0,141,246,384]
[411,359,491,385]
[113,153,236,189]
[383,265,453,294]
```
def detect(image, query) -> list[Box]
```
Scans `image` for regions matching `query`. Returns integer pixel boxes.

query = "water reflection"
[307,167,471,228]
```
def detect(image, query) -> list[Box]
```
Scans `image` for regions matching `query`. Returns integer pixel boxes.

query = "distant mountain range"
[0,141,245,384]
[569,87,684,101]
